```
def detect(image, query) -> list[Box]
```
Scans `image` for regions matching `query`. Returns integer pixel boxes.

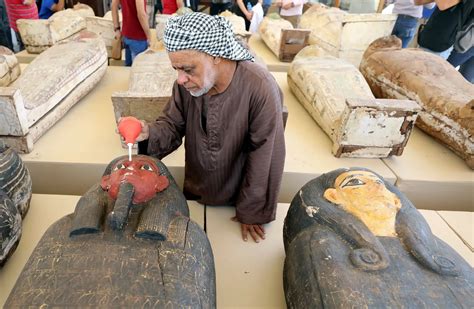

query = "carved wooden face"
[323,170,401,236]
[101,157,169,204]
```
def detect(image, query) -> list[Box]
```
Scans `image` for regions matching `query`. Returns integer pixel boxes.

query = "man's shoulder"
[238,60,276,84]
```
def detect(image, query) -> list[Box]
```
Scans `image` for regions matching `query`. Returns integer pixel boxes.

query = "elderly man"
[127,13,286,243]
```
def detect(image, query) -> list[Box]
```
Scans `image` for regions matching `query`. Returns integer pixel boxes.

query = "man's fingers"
[248,227,260,243]
[255,225,265,239]
[241,224,248,242]
[231,216,238,222]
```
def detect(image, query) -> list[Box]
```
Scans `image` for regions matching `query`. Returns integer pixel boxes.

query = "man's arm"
[135,0,151,43]
[236,0,252,21]
[112,0,121,39]
[414,0,460,10]
[50,0,64,12]
[138,82,186,159]
[235,75,285,242]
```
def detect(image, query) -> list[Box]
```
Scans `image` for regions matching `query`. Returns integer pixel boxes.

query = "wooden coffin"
[16,7,94,54]
[85,16,116,58]
[259,16,310,62]
[0,46,20,87]
[0,32,108,153]
[283,167,474,308]
[155,14,172,43]
[0,142,32,267]
[112,49,176,125]
[155,8,192,43]
[6,156,216,307]
[220,11,252,42]
[288,54,420,157]
[299,4,396,66]
[360,36,474,169]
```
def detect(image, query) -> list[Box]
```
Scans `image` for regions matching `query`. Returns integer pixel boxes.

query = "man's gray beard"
[189,83,213,97]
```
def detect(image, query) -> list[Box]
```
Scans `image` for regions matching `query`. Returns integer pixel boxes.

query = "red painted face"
[100,157,169,204]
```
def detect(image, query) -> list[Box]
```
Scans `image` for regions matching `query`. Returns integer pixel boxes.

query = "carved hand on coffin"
[396,207,459,276]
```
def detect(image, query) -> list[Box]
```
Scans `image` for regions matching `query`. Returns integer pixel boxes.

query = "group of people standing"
[2,0,66,51]
[388,0,473,82]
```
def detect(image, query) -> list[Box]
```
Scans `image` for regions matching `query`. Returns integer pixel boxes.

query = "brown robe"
[139,60,285,224]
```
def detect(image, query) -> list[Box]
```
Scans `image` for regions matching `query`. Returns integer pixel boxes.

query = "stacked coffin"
[259,15,310,62]
[0,32,108,153]
[299,4,396,66]
[287,49,420,158]
[17,6,94,54]
[112,50,176,126]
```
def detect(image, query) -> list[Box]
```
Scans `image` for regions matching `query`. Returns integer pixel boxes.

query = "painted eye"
[140,164,154,172]
[344,178,365,187]
[113,163,126,171]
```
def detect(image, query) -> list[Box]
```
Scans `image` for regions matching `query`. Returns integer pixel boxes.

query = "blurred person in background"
[39,0,63,18]
[385,0,435,48]
[5,0,38,50]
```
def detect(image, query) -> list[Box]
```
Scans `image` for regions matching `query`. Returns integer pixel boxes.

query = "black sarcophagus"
[283,167,474,308]
[0,141,32,267]
[6,155,216,307]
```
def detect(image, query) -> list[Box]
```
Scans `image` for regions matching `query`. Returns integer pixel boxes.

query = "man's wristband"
[114,26,120,31]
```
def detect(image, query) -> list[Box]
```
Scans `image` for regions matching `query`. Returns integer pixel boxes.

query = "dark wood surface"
[283,168,474,308]
[6,157,216,307]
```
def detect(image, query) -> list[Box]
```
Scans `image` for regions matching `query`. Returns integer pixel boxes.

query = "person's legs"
[448,47,474,83]
[391,15,418,48]
[123,37,132,67]
[14,31,24,51]
[459,56,474,83]
[127,38,148,64]
[210,3,219,15]
[262,3,270,15]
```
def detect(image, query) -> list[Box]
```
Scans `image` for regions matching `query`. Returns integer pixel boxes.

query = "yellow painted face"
[324,170,401,234]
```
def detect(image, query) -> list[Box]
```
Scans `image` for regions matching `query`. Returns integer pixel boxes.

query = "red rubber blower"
[118,116,142,145]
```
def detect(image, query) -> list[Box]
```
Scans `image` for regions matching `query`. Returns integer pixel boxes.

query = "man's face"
[324,170,401,222]
[168,50,217,97]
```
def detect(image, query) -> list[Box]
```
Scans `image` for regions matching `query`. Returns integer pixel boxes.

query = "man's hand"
[245,11,253,21]
[117,117,150,142]
[231,217,266,243]
[114,29,121,40]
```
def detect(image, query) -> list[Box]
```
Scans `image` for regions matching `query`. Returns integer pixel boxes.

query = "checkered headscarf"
[164,12,254,61]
